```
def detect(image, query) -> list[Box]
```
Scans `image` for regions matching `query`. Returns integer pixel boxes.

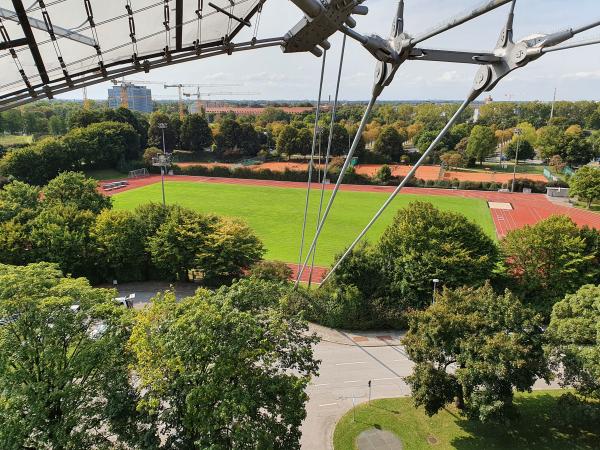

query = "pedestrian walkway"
[357,429,403,450]
[309,323,405,347]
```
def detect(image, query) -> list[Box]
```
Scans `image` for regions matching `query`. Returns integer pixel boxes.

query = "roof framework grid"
[0,0,266,109]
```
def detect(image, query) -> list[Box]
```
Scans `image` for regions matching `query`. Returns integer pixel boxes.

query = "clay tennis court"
[177,161,548,183]
[102,174,600,282]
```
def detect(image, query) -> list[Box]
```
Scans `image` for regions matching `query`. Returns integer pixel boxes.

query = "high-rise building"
[108,84,153,113]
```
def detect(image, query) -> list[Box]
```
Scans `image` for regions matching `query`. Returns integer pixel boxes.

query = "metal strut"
[308,33,347,287]
[317,0,600,286]
[297,50,327,276]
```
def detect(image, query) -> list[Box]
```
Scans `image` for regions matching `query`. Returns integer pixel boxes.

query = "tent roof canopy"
[0,0,267,109]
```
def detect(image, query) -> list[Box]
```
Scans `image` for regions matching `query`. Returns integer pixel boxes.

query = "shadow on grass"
[450,394,600,450]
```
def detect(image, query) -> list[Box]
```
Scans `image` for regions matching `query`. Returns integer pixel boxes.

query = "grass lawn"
[112,181,495,266]
[333,391,600,450]
[84,169,128,180]
[0,134,33,146]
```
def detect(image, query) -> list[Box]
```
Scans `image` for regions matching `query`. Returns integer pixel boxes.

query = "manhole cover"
[357,429,403,450]
[427,435,438,445]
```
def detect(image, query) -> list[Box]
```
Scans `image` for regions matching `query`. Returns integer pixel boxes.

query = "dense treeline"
[295,202,600,330]
[0,172,264,285]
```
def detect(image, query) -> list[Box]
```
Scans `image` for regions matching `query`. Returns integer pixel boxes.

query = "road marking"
[335,361,367,366]
[373,377,401,381]
[319,402,338,407]
[311,383,329,387]
[344,380,360,384]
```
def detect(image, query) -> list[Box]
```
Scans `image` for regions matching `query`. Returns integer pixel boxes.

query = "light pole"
[154,123,170,208]
[511,127,522,193]
[432,278,440,305]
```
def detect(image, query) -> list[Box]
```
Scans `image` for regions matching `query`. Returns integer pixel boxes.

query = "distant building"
[108,84,153,113]
[204,105,320,116]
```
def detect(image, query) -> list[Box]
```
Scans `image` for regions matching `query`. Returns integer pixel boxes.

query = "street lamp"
[432,278,440,305]
[511,127,522,193]
[153,122,171,208]
[158,122,168,155]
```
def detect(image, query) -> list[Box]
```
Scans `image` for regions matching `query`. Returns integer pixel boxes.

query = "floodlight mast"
[295,0,600,286]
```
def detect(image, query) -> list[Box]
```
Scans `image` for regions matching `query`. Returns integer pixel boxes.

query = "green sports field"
[113,181,495,267]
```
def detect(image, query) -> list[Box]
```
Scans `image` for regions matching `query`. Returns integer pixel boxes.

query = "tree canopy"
[500,215,596,319]
[129,279,319,449]
[548,284,600,399]
[404,284,549,422]
[570,166,600,208]
[0,263,154,449]
[466,125,497,165]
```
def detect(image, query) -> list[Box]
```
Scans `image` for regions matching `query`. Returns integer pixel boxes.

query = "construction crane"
[183,88,259,114]
[164,83,241,119]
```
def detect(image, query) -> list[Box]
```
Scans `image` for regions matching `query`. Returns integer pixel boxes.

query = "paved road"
[301,338,414,450]
[300,336,560,450]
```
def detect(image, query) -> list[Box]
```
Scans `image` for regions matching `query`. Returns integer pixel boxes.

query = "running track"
[103,175,600,282]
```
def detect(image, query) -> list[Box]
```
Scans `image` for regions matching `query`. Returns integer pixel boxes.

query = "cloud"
[560,70,600,80]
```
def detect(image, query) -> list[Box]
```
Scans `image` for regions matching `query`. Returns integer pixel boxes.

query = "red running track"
[103,175,600,281]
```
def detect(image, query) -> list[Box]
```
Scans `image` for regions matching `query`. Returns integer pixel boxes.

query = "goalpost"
[128,168,149,178]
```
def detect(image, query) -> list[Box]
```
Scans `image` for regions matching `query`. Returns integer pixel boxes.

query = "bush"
[555,393,600,428]
[248,260,292,283]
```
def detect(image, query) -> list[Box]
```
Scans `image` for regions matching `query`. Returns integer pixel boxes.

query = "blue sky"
[79,0,600,102]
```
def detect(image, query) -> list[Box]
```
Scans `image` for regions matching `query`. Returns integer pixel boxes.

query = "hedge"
[172,164,566,193]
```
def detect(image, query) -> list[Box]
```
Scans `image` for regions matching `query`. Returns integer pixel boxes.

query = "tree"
[148,111,178,152]
[28,204,97,279]
[501,215,595,319]
[376,201,498,311]
[64,121,141,167]
[404,284,549,422]
[196,217,264,285]
[0,145,46,185]
[466,125,497,165]
[0,180,40,223]
[570,166,600,208]
[1,109,23,133]
[536,126,564,160]
[147,207,263,283]
[129,279,319,449]
[0,263,155,449]
[549,154,566,173]
[48,115,67,135]
[91,209,147,282]
[373,126,404,162]
[44,171,112,214]
[547,284,600,399]
[505,139,535,161]
[373,164,392,184]
[564,130,595,166]
[440,151,465,169]
[320,123,350,156]
[180,113,212,151]
[237,122,261,157]
[276,125,298,155]
[295,127,313,155]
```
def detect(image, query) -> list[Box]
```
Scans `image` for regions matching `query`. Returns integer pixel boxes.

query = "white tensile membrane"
[0,0,260,98]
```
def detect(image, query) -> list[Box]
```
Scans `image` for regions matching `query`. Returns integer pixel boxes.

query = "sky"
[77,0,600,103]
